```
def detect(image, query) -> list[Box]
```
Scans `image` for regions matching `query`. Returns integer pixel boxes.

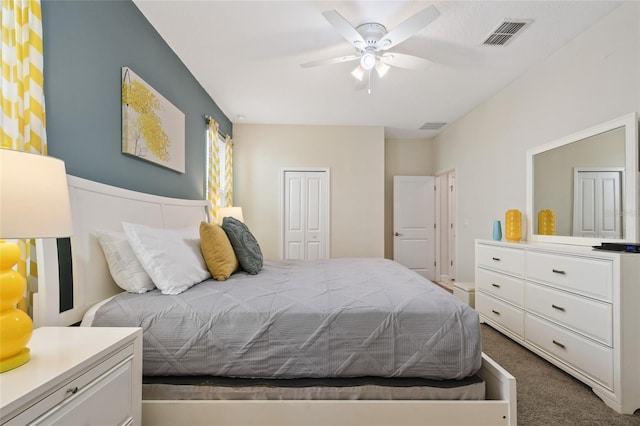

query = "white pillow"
[122,222,211,295]
[95,230,155,293]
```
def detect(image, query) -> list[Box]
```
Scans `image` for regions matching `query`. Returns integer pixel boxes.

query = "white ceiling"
[133,1,621,139]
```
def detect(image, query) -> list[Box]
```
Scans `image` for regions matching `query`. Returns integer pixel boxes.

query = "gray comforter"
[91,258,481,379]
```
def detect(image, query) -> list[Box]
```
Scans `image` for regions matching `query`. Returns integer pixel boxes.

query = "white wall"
[432,2,640,281]
[384,138,434,258]
[233,124,385,259]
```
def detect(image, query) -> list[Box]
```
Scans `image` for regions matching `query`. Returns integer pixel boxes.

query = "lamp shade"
[217,207,244,224]
[0,149,73,239]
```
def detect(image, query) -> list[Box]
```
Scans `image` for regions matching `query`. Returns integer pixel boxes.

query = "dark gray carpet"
[481,324,640,425]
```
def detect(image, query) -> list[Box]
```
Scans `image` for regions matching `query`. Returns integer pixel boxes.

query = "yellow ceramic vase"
[538,209,556,235]
[505,210,522,242]
[0,241,33,372]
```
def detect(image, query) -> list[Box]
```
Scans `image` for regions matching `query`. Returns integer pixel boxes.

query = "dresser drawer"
[525,313,613,390]
[477,292,524,338]
[476,268,524,307]
[476,244,524,276]
[525,282,612,346]
[526,251,612,301]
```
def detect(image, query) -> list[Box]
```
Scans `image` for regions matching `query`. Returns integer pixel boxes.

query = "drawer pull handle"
[492,257,501,261]
[552,340,566,349]
[491,310,501,316]
[552,269,566,275]
[492,283,501,288]
[66,386,79,395]
[551,304,565,312]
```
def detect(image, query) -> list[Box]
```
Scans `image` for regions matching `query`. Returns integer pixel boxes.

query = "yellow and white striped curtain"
[205,117,233,223]
[223,134,233,207]
[1,0,47,315]
[206,118,221,222]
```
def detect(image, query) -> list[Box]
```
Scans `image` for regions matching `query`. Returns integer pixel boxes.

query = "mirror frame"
[526,112,639,246]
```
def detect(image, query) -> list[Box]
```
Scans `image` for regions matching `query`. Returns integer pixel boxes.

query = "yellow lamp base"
[0,347,30,373]
[0,240,34,373]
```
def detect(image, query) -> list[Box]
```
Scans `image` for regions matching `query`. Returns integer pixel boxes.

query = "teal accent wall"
[42,0,231,200]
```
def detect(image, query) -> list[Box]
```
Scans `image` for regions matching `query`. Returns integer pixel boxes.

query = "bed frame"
[35,175,517,426]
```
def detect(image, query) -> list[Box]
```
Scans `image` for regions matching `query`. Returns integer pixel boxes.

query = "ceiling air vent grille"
[420,121,447,131]
[483,20,530,46]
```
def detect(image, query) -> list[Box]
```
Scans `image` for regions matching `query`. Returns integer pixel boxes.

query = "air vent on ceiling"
[420,121,447,131]
[483,20,530,46]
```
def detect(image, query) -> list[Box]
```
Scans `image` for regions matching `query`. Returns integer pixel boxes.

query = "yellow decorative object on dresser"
[505,209,522,242]
[538,209,556,235]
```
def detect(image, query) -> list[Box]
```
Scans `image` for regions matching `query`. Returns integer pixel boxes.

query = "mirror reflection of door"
[572,167,623,239]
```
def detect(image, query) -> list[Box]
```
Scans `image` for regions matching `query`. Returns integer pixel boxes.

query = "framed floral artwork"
[121,67,185,173]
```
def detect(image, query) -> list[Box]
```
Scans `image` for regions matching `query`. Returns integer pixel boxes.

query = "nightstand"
[0,327,142,425]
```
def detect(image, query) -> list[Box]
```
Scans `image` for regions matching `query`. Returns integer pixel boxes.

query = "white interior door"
[448,172,457,280]
[573,168,622,239]
[434,170,456,282]
[283,170,329,260]
[393,176,435,280]
[434,175,446,281]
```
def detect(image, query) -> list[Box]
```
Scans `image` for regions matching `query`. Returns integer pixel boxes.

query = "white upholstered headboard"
[35,175,209,327]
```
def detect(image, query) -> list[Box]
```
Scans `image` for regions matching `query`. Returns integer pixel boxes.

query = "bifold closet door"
[283,171,328,260]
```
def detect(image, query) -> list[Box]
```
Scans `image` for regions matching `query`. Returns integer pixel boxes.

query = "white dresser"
[0,327,142,425]
[475,239,640,414]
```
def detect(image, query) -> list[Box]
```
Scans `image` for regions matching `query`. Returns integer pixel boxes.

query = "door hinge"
[451,260,454,266]
[434,223,436,229]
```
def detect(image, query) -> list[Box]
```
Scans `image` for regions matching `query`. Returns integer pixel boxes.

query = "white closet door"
[285,172,305,259]
[283,170,329,260]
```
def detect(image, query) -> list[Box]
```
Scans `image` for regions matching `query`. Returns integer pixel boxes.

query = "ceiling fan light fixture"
[351,65,365,81]
[375,62,390,78]
[360,51,376,70]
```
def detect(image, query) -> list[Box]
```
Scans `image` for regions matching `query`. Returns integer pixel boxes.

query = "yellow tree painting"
[122,67,185,173]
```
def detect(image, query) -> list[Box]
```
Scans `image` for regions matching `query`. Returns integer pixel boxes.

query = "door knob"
[394,232,403,236]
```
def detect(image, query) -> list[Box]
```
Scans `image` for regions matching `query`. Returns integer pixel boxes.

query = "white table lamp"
[0,149,72,372]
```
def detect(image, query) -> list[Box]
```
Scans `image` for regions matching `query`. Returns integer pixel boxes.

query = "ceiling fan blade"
[322,10,366,48]
[380,52,432,70]
[300,54,359,68]
[378,5,440,51]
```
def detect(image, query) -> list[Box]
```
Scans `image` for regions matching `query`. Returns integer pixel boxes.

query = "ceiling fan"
[301,5,441,93]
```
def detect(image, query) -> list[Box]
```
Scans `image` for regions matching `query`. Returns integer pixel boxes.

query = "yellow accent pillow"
[199,221,238,281]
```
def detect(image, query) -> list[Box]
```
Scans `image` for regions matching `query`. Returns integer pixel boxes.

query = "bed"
[34,175,516,426]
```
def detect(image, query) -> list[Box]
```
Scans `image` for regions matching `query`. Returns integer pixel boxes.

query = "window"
[205,118,233,222]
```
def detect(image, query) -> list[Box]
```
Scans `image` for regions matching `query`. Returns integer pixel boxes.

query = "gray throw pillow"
[222,216,263,274]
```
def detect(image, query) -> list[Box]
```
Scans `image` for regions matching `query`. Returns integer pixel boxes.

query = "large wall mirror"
[526,112,639,246]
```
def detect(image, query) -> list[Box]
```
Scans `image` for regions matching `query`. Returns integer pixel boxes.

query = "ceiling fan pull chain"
[368,69,372,95]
